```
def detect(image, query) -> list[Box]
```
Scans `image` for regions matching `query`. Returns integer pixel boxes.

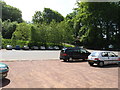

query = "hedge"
[2,39,29,48]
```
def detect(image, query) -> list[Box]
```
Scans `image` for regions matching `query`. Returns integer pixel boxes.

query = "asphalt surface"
[0,60,119,88]
[0,50,60,61]
[0,49,120,61]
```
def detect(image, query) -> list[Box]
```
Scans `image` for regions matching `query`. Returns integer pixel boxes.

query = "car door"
[66,49,74,58]
[80,49,90,59]
[101,52,109,65]
[108,52,118,64]
[75,48,87,59]
[72,49,80,59]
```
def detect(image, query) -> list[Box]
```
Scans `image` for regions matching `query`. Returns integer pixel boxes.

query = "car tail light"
[94,58,99,60]
[118,57,120,61]
[63,53,67,56]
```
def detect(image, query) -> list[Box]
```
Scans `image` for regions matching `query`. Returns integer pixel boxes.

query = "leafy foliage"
[30,20,74,45]
[2,20,18,39]
[2,39,29,48]
[12,23,31,41]
[1,0,120,50]
[72,1,120,49]
[0,0,23,23]
[32,8,64,24]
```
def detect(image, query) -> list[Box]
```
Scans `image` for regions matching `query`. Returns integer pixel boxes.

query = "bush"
[15,40,29,47]
[62,43,75,48]
[28,41,62,47]
[2,39,12,48]
[2,39,29,48]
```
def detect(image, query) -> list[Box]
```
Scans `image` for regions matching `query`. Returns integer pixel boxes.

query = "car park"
[31,46,39,50]
[40,46,46,50]
[15,45,21,50]
[60,47,91,62]
[22,46,29,50]
[6,45,12,50]
[53,46,60,50]
[0,63,9,79]
[87,51,120,67]
[47,46,54,50]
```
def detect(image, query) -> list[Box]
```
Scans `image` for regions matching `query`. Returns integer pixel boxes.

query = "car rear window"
[66,49,74,53]
[90,52,99,57]
[61,48,72,53]
[80,49,89,53]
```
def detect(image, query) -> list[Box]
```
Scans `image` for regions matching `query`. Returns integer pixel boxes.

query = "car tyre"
[88,62,94,66]
[68,57,73,62]
[98,61,104,67]
[63,59,67,62]
[118,62,120,67]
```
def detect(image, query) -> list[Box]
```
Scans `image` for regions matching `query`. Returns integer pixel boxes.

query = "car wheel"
[88,62,94,66]
[98,61,104,67]
[118,62,120,67]
[68,57,72,62]
[82,59,86,61]
[63,59,67,62]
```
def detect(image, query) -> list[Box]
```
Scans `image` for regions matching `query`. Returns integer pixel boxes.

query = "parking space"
[0,60,119,88]
[0,49,119,61]
[0,50,60,61]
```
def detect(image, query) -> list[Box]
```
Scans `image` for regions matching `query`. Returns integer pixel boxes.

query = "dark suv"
[60,47,91,62]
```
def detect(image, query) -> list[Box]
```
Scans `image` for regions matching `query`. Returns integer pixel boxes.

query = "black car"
[15,45,21,50]
[60,47,91,62]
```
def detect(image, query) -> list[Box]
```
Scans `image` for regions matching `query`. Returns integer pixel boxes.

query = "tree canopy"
[32,8,64,24]
[1,0,120,50]
[0,0,23,23]
[69,1,120,49]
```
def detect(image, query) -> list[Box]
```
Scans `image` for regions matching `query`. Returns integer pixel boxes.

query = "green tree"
[46,20,62,44]
[73,1,120,49]
[12,23,31,41]
[43,8,64,23]
[30,23,48,45]
[0,19,2,47]
[32,8,64,24]
[2,20,18,39]
[0,0,23,23]
[65,11,77,38]
[32,11,43,24]
[57,21,74,44]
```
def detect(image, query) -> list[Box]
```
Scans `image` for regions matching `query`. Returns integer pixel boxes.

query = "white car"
[87,51,120,67]
[47,46,54,50]
[40,46,46,50]
[53,46,60,50]
[22,46,29,50]
[6,45,12,50]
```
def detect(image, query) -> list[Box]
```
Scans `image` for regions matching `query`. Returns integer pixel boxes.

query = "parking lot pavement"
[0,49,120,61]
[0,50,61,61]
[0,60,119,88]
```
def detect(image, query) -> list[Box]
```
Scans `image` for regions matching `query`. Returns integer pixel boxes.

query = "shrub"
[2,39,29,48]
[62,43,75,48]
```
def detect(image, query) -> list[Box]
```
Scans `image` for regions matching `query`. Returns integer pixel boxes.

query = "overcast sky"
[3,0,77,21]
